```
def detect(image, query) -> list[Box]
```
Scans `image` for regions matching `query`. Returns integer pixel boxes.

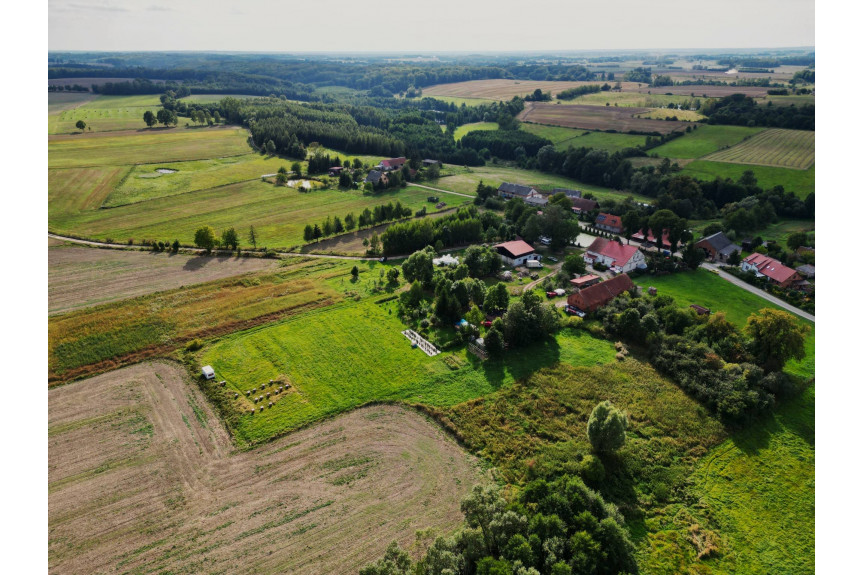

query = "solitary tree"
[587,401,628,454]
[221,227,239,251]
[248,225,258,249]
[194,226,217,253]
[303,224,315,243]
[350,265,359,280]
[745,308,809,372]
[75,120,86,132]
[143,110,156,127]
[386,267,400,284]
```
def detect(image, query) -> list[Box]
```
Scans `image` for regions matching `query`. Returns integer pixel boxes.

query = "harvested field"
[701,128,815,169]
[49,245,280,315]
[634,85,770,98]
[424,79,642,100]
[49,362,483,574]
[519,102,688,135]
[48,126,251,168]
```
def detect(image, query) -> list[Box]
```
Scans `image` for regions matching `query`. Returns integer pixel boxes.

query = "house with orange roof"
[740,253,802,288]
[594,213,623,234]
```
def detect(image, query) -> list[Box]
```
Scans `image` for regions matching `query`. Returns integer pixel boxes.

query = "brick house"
[567,274,634,313]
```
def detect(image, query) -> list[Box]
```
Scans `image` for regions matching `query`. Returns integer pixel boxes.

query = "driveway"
[701,262,814,323]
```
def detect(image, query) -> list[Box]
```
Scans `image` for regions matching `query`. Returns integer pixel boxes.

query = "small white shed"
[201,365,215,380]
[526,260,543,269]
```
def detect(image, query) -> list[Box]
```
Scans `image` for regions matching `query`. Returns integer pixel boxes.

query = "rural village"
[43,31,818,575]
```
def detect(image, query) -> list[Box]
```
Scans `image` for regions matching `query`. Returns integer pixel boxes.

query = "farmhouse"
[365,170,388,186]
[525,195,549,207]
[632,228,671,249]
[569,274,601,289]
[741,253,802,288]
[583,237,646,273]
[422,159,441,167]
[552,187,582,199]
[378,157,406,171]
[594,213,623,234]
[328,166,344,176]
[567,274,634,313]
[695,231,742,262]
[494,240,541,267]
[498,182,542,201]
[570,197,598,214]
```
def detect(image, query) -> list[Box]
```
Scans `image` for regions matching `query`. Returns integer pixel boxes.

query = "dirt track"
[49,362,484,574]
[49,244,279,315]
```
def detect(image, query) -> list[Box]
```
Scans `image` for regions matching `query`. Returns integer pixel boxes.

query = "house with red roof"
[594,213,623,234]
[583,237,646,273]
[569,274,601,289]
[631,228,671,249]
[493,240,541,267]
[741,253,802,288]
[378,157,406,171]
[570,197,598,214]
[567,274,634,313]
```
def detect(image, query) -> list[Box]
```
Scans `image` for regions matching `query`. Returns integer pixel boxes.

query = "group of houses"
[495,183,599,212]
[363,157,440,186]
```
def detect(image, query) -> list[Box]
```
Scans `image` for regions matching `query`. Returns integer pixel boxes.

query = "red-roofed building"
[378,157,407,171]
[583,237,646,273]
[567,274,634,313]
[741,253,802,288]
[570,197,598,214]
[569,274,601,289]
[594,213,623,234]
[494,240,541,267]
[631,228,671,249]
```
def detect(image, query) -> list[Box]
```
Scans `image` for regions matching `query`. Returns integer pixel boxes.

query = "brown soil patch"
[49,246,280,315]
[49,362,484,574]
[519,102,688,135]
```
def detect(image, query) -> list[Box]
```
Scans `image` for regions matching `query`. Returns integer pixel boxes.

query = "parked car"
[564,305,586,318]
[546,291,558,298]
[482,320,493,328]
[379,256,387,263]
[547,256,558,263]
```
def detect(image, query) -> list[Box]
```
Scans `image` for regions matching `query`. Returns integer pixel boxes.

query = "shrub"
[587,401,628,453]
[185,339,204,352]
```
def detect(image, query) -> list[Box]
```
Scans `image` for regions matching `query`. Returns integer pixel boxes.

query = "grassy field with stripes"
[702,128,815,169]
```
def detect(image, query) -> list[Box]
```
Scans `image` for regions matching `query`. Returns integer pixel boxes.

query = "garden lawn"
[682,161,814,198]
[650,125,765,159]
[201,304,618,445]
[632,269,813,379]
[48,127,252,168]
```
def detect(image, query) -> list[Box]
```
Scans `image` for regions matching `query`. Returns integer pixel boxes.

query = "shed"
[201,365,215,380]
[525,260,542,269]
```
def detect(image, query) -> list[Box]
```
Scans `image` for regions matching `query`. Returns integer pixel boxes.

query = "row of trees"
[303,201,413,242]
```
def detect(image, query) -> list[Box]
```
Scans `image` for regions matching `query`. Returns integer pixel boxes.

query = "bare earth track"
[49,244,280,315]
[49,362,484,574]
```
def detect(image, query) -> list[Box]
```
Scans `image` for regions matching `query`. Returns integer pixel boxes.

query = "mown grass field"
[682,161,815,198]
[650,125,765,159]
[453,122,498,141]
[570,91,700,108]
[52,179,455,249]
[631,269,813,380]
[634,108,706,122]
[48,126,252,168]
[48,94,164,134]
[521,123,646,152]
[701,128,815,170]
[201,304,618,445]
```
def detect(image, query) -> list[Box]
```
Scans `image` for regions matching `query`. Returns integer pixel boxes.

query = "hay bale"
[246,390,251,396]
[259,406,264,412]
[268,402,273,408]
[252,387,257,393]
[234,392,239,399]
[266,392,271,398]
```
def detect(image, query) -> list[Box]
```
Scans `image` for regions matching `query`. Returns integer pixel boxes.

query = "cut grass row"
[702,128,815,170]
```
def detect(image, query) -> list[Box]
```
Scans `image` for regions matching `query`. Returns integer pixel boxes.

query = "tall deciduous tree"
[143,110,156,127]
[194,226,217,253]
[75,120,86,132]
[221,227,239,250]
[587,400,628,453]
[745,308,808,372]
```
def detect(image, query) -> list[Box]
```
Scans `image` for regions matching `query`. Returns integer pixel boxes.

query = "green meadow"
[650,125,765,159]
[682,160,815,198]
[48,94,165,134]
[454,122,498,141]
[521,123,646,152]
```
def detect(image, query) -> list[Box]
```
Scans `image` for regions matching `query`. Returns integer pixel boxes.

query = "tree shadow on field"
[470,337,563,391]
[183,255,211,271]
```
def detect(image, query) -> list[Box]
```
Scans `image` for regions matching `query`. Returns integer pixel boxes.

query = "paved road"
[48,233,406,261]
[700,262,814,323]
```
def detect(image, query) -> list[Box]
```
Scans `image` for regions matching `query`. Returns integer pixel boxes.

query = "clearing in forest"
[49,362,484,575]
[701,128,815,169]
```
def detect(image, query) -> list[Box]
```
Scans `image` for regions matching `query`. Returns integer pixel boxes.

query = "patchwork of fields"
[49,362,483,574]
[702,128,815,169]
[520,102,689,134]
[424,79,642,100]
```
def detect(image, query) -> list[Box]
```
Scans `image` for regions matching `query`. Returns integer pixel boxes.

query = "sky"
[48,0,814,52]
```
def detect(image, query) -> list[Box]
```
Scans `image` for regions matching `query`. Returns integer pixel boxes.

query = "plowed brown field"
[519,102,688,134]
[49,362,484,574]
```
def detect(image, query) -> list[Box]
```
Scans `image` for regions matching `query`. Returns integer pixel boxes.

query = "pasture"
[48,126,252,168]
[521,124,646,153]
[200,300,618,445]
[49,362,483,574]
[682,161,815,198]
[650,125,765,159]
[49,245,280,315]
[701,128,815,170]
[519,102,689,135]
[453,121,498,141]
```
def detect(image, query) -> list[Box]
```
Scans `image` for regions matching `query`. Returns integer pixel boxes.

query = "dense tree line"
[381,206,486,255]
[460,130,553,160]
[556,84,603,100]
[701,94,814,130]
